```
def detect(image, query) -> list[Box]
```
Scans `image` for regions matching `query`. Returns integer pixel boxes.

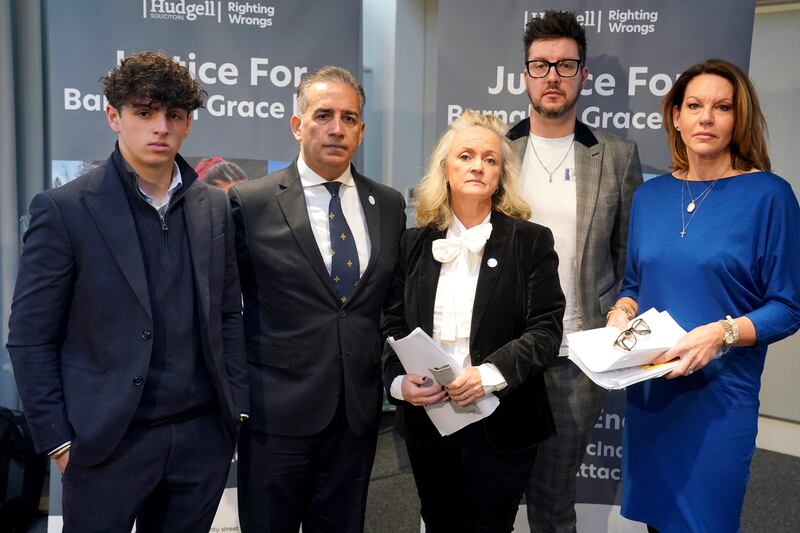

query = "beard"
[532,87,580,119]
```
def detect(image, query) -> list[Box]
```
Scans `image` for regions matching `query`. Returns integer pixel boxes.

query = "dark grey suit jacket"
[229,161,406,437]
[382,211,565,453]
[508,119,643,330]
[7,151,249,466]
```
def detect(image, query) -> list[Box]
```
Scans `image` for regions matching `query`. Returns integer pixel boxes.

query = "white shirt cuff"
[390,375,405,401]
[478,363,507,393]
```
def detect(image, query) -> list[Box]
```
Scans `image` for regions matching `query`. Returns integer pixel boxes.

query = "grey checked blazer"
[507,119,643,332]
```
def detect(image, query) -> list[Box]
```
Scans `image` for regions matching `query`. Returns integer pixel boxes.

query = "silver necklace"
[679,177,720,238]
[529,136,573,182]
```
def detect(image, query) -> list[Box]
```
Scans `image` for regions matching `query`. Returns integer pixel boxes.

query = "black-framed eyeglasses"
[613,318,651,352]
[525,59,582,78]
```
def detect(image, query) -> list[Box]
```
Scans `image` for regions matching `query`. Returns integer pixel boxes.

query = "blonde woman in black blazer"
[382,110,565,533]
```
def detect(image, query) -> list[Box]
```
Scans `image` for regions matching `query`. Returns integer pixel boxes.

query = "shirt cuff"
[478,363,507,394]
[49,441,71,457]
[390,375,405,401]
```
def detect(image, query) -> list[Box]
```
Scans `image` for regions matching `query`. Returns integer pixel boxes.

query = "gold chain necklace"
[679,170,727,238]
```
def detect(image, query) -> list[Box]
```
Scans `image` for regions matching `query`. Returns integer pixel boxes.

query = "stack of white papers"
[387,328,500,436]
[566,308,686,390]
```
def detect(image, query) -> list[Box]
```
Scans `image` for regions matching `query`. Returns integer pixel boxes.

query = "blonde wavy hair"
[415,110,530,230]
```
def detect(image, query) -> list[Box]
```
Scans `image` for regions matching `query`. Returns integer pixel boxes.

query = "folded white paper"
[387,327,500,436]
[566,308,686,390]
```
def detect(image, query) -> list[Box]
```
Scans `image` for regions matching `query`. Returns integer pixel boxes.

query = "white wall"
[750,4,800,423]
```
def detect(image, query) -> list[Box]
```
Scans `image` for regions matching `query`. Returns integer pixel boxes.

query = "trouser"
[62,411,235,533]
[525,362,607,533]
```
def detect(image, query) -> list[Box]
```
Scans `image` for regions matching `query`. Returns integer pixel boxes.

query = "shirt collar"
[297,154,355,189]
[135,161,183,206]
[448,211,492,238]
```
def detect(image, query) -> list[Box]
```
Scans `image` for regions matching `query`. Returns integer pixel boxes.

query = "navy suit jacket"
[7,152,249,466]
[382,210,565,453]
[229,162,406,437]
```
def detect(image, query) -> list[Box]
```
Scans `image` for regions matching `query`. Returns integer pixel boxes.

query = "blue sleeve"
[745,180,800,344]
[619,189,641,302]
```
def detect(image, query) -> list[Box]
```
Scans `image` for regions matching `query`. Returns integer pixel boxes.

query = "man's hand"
[54,450,70,473]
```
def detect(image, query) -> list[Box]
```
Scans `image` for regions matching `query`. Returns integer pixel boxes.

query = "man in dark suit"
[6,51,248,532]
[230,66,406,533]
[508,12,643,533]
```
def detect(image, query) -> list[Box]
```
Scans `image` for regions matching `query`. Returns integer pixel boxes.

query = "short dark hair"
[662,59,770,173]
[100,50,206,111]
[296,65,365,115]
[523,11,587,65]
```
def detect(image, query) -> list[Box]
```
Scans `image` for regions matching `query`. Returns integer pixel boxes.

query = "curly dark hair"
[523,11,587,65]
[100,50,206,110]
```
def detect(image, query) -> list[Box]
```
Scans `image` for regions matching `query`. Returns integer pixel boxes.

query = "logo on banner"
[524,8,659,36]
[143,0,276,29]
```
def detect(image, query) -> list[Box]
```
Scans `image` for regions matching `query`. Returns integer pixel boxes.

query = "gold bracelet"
[607,303,635,321]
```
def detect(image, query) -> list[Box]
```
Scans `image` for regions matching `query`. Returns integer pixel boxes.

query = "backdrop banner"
[434,1,754,531]
[435,0,754,175]
[43,1,361,531]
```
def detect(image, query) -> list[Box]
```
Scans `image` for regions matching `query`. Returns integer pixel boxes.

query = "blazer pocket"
[246,343,293,370]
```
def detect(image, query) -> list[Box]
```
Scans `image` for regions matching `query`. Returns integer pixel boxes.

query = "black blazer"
[229,161,406,437]
[7,152,249,466]
[382,210,565,453]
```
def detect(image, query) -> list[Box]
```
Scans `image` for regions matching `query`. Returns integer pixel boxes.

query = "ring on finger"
[687,366,694,375]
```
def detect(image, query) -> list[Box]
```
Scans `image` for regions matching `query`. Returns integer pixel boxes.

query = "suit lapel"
[183,183,211,320]
[348,169,381,302]
[574,122,603,275]
[81,159,151,318]
[418,227,445,336]
[469,211,511,346]
[275,165,338,300]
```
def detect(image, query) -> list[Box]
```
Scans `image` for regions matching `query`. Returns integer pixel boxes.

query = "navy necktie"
[323,181,360,306]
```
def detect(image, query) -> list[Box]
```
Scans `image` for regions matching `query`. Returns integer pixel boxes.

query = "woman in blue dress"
[606,59,800,533]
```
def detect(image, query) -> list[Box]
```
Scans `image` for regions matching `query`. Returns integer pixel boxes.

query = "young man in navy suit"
[7,51,248,532]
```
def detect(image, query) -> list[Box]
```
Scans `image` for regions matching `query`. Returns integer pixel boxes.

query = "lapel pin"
[487,258,498,268]
[368,195,376,206]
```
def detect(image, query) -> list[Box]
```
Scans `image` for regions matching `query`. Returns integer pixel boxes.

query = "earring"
[675,124,680,131]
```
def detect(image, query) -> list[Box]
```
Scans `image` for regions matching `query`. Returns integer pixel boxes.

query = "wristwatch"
[718,315,739,354]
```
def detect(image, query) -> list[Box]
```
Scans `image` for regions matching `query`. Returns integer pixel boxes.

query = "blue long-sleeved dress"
[619,171,800,533]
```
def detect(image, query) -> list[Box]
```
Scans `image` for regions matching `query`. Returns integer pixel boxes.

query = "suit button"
[336,351,343,360]
[141,330,152,340]
[133,376,145,386]
[339,311,347,318]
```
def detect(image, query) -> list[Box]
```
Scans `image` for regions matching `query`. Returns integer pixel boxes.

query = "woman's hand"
[606,308,630,331]
[651,322,724,378]
[446,367,485,406]
[401,374,448,407]
[606,297,638,330]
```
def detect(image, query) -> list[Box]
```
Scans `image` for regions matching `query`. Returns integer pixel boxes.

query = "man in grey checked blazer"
[507,11,643,533]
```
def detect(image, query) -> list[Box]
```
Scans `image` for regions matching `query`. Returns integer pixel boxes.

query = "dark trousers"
[61,411,235,533]
[405,422,537,533]
[237,402,378,533]
[525,363,607,533]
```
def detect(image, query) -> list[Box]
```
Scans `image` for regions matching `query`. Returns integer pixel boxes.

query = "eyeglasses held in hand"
[525,59,582,78]
[613,318,652,352]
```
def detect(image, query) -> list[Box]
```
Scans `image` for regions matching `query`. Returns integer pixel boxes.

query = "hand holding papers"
[387,328,500,436]
[567,308,686,390]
